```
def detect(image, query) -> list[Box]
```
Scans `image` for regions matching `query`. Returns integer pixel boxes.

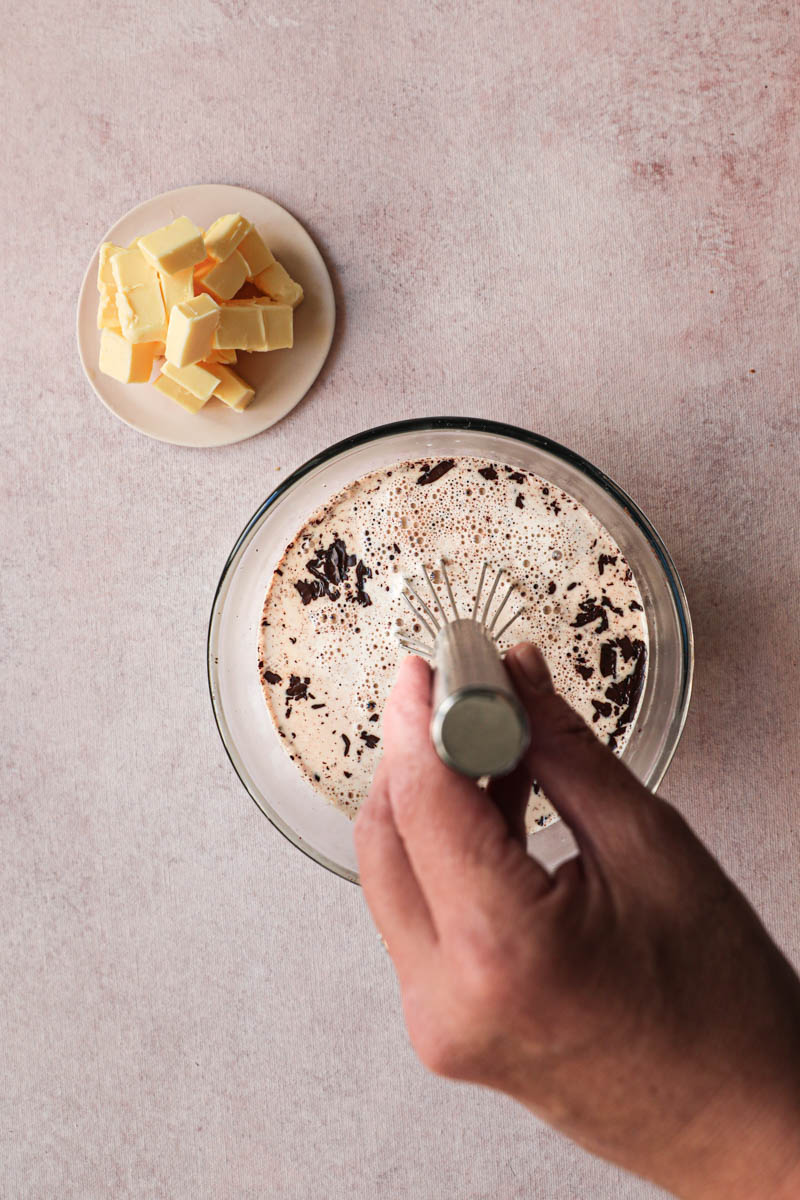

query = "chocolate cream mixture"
[258,456,647,830]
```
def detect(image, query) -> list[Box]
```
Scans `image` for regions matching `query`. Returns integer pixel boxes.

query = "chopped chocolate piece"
[601,595,624,616]
[616,634,635,662]
[289,636,297,644]
[416,459,455,485]
[263,669,282,685]
[600,643,617,678]
[360,732,380,749]
[591,700,613,722]
[286,675,309,700]
[508,471,526,484]
[575,663,594,680]
[311,703,326,710]
[598,554,617,575]
[393,543,400,554]
[572,599,609,633]
[547,581,556,595]
[275,568,283,576]
[566,581,578,591]
[343,771,352,778]
[630,600,643,612]
[294,536,372,607]
[368,713,379,722]
[515,493,525,509]
[341,734,351,756]
[478,466,498,480]
[351,559,373,607]
[285,706,292,719]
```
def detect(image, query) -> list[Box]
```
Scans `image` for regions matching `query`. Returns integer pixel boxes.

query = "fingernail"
[512,643,549,690]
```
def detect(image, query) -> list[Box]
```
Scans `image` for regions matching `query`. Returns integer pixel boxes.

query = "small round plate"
[76,183,336,447]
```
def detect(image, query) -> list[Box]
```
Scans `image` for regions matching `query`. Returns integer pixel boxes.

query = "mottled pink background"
[3,2,799,1197]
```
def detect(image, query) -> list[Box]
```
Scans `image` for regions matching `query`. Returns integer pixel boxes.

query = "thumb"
[505,642,654,865]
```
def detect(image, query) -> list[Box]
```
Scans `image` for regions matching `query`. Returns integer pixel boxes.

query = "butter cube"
[203,347,237,364]
[97,242,124,290]
[259,301,293,350]
[237,228,275,277]
[153,372,209,414]
[205,363,255,411]
[110,246,156,291]
[158,266,195,311]
[115,285,166,344]
[97,287,119,330]
[165,294,220,367]
[138,217,206,275]
[212,304,266,351]
[253,259,303,308]
[195,250,248,301]
[161,359,220,402]
[99,329,159,383]
[204,213,251,262]
[228,298,293,349]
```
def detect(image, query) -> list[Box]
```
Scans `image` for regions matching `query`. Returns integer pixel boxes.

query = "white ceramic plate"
[76,183,336,447]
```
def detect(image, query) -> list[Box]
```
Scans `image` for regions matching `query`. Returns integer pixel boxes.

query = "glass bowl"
[208,418,693,882]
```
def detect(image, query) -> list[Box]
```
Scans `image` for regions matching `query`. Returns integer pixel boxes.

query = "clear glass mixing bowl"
[208,417,693,882]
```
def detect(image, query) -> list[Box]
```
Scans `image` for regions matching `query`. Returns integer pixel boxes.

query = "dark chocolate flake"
[341,734,351,756]
[515,493,525,509]
[591,700,613,722]
[478,465,498,480]
[417,459,455,486]
[508,471,526,484]
[360,732,380,749]
[285,675,309,700]
[599,643,617,678]
[263,669,282,685]
[572,599,609,633]
[598,554,617,575]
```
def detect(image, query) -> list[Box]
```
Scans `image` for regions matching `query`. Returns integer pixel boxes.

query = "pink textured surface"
[3,3,799,1197]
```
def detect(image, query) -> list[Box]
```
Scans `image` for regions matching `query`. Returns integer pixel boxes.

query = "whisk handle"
[431,619,529,778]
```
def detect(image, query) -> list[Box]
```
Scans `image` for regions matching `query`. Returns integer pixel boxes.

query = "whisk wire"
[480,566,504,626]
[472,561,489,620]
[439,560,459,620]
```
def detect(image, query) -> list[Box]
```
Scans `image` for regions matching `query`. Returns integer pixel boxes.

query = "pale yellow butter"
[195,250,248,301]
[158,266,195,311]
[204,213,251,262]
[253,259,303,308]
[161,360,220,402]
[228,298,293,349]
[212,304,266,351]
[97,242,124,290]
[165,294,220,367]
[110,246,156,291]
[237,228,275,277]
[138,217,206,275]
[115,287,166,344]
[153,372,209,414]
[203,347,238,364]
[205,363,255,411]
[99,329,159,383]
[97,288,119,330]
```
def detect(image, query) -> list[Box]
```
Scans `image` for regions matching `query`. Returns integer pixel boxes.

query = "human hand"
[354,644,800,1199]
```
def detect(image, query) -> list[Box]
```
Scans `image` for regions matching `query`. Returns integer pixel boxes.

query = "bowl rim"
[207,415,694,882]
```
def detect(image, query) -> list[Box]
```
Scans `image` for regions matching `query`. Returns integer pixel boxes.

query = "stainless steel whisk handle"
[431,619,529,778]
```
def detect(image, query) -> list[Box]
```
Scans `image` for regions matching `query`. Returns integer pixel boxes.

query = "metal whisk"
[397,562,530,778]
